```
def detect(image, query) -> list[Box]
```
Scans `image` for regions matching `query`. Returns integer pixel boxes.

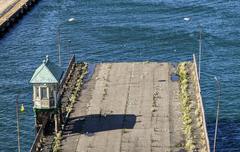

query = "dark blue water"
[0,0,240,151]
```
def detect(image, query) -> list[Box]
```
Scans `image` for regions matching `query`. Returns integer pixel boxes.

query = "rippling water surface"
[0,0,240,151]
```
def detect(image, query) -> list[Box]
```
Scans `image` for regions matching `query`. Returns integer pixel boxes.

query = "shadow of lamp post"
[213,76,221,152]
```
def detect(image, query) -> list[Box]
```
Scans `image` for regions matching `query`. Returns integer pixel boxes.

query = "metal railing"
[57,55,76,102]
[29,126,43,152]
[60,55,76,88]
[192,54,210,152]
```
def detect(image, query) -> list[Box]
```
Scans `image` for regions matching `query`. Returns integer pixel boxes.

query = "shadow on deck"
[63,114,136,135]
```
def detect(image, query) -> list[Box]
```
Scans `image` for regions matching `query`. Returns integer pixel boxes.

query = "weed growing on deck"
[178,62,196,151]
[65,63,88,113]
[52,63,88,152]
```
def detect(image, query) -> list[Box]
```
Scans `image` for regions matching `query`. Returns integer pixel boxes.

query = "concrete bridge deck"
[61,62,196,152]
[0,0,37,33]
[0,0,18,15]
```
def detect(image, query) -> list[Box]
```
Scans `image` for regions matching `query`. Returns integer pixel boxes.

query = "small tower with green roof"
[30,55,63,133]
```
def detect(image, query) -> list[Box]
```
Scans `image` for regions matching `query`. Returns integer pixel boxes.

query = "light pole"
[183,18,203,80]
[57,17,76,66]
[213,76,221,152]
[199,26,202,80]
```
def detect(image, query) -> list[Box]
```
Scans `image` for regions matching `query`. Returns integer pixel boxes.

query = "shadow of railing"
[63,114,136,135]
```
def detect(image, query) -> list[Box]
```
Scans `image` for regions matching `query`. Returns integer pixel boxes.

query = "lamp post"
[183,18,203,80]
[213,76,221,152]
[198,26,202,80]
[57,17,76,66]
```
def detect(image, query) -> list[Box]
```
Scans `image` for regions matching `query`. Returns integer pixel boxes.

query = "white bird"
[68,18,75,22]
[183,17,190,21]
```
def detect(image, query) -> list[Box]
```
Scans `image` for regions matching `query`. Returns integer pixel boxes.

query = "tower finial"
[46,55,49,62]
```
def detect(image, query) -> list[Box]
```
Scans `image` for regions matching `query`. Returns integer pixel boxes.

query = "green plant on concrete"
[178,62,196,151]
[185,138,196,151]
[52,132,62,152]
[70,95,76,103]
[51,63,89,152]
[179,62,209,151]
[65,63,88,115]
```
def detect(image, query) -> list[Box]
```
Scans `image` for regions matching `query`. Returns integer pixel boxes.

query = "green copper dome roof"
[30,55,63,84]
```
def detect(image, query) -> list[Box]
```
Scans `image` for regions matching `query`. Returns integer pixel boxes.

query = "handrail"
[60,54,75,88]
[57,55,76,102]
[192,54,210,152]
[29,126,43,152]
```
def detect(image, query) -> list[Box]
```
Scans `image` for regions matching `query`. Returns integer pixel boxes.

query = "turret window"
[50,88,53,98]
[41,87,48,99]
[35,87,39,98]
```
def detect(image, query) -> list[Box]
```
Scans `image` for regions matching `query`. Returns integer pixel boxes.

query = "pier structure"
[30,55,88,152]
[30,55,63,135]
[0,0,38,35]
[30,55,210,152]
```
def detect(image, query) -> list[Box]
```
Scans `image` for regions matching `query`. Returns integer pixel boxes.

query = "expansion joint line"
[119,64,134,152]
[167,63,172,150]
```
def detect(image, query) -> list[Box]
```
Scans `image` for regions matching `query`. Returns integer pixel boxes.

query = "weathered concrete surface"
[61,62,184,152]
[0,0,33,28]
[0,0,18,15]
